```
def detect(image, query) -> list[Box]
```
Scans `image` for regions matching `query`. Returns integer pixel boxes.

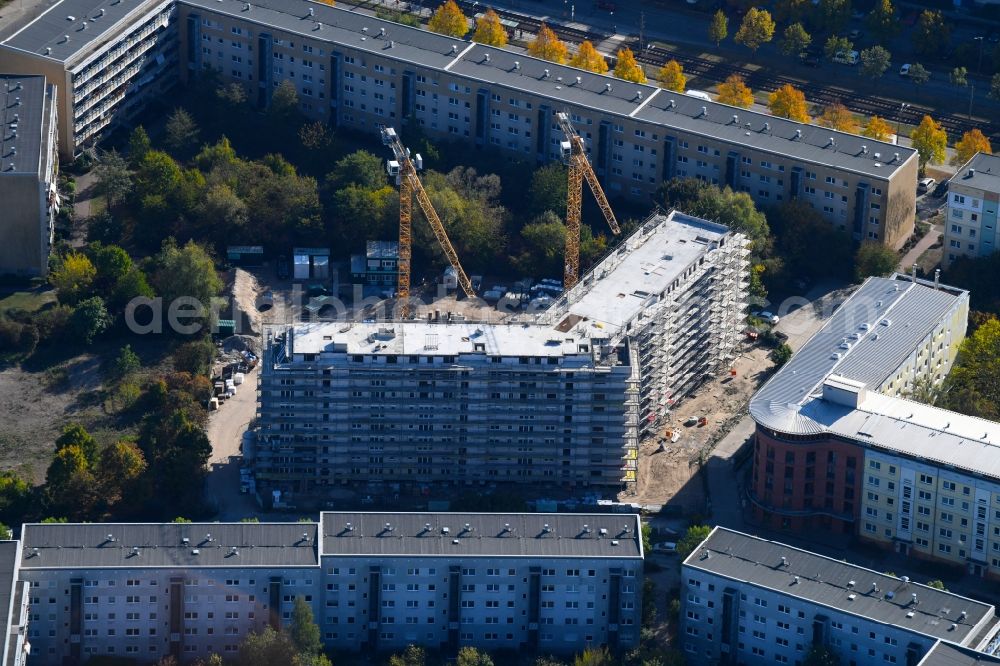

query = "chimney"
[911,264,917,282]
[934,269,940,289]
[968,168,976,178]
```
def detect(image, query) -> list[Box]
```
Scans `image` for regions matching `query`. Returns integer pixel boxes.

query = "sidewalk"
[898,224,942,272]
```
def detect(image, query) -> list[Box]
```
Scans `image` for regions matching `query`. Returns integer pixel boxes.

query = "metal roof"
[0,75,49,176]
[917,642,1000,666]
[750,274,968,435]
[685,528,996,644]
[949,153,1000,195]
[1,0,167,64]
[0,542,18,630]
[19,522,319,569]
[319,512,643,559]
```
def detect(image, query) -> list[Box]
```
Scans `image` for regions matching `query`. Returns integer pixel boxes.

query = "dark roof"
[684,528,996,644]
[320,512,643,559]
[19,522,319,569]
[949,153,1000,194]
[1,0,166,63]
[0,75,49,176]
[917,642,1000,666]
[0,541,18,627]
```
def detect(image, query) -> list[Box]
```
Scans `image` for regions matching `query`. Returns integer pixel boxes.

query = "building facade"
[679,527,1000,666]
[14,512,642,664]
[255,212,745,501]
[0,75,58,278]
[350,240,399,287]
[3,0,919,246]
[943,153,1000,268]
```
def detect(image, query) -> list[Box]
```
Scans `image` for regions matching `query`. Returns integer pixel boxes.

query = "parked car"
[832,49,860,65]
[800,52,821,67]
[651,542,678,554]
[918,177,936,194]
[899,63,911,77]
[759,311,780,325]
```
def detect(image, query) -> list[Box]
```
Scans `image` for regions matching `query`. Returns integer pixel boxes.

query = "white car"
[899,63,911,76]
[918,177,936,194]
[652,542,678,554]
[759,311,780,325]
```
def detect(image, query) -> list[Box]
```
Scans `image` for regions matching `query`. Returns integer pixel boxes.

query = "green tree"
[734,7,776,56]
[173,338,216,375]
[0,472,32,529]
[570,41,608,74]
[216,81,248,108]
[914,10,951,57]
[290,597,323,659]
[70,296,111,344]
[529,162,569,216]
[991,73,1000,101]
[389,645,427,666]
[298,120,332,152]
[49,252,96,304]
[771,343,793,366]
[97,440,148,510]
[708,9,729,47]
[516,212,568,277]
[109,345,141,381]
[779,22,811,56]
[950,66,968,88]
[152,239,222,315]
[677,524,712,558]
[855,243,899,280]
[270,80,300,118]
[771,200,854,281]
[910,115,948,167]
[138,408,212,515]
[926,579,947,590]
[952,129,992,166]
[45,445,97,520]
[860,46,892,79]
[457,647,495,666]
[775,0,809,23]
[817,0,850,32]
[909,62,930,88]
[94,149,132,210]
[803,645,842,666]
[128,126,152,167]
[329,150,387,190]
[574,648,612,666]
[613,47,647,83]
[87,242,133,296]
[428,0,468,37]
[940,319,1000,419]
[657,60,686,92]
[237,627,300,666]
[164,108,200,154]
[473,8,507,46]
[866,0,898,42]
[824,35,853,61]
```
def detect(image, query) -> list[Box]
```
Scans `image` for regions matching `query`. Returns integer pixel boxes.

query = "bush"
[173,338,216,376]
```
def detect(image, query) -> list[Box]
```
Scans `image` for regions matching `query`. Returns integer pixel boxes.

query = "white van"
[832,49,859,65]
[685,89,712,101]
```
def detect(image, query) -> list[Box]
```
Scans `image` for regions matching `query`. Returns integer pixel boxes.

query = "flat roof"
[549,211,735,336]
[0,542,18,636]
[19,522,319,568]
[320,512,643,559]
[1,0,166,64]
[949,153,1000,194]
[750,274,967,435]
[0,75,49,176]
[366,240,398,259]
[918,642,1000,665]
[685,527,996,644]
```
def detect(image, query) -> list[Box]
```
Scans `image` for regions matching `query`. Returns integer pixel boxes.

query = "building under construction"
[254,211,748,500]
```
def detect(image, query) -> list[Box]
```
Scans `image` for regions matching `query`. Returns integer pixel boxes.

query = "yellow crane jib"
[379,126,475,318]
[555,111,622,289]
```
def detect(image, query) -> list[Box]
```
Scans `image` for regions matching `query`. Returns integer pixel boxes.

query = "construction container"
[208,397,219,411]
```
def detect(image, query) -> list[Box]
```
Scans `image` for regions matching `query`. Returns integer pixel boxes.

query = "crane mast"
[556,111,622,289]
[380,126,475,318]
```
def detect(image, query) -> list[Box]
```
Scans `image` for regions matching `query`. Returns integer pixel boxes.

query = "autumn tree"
[708,9,728,47]
[428,0,468,37]
[716,74,754,108]
[768,84,810,122]
[472,8,506,46]
[734,7,776,56]
[457,647,495,666]
[862,115,894,142]
[613,47,646,83]
[49,252,96,304]
[952,129,992,166]
[866,0,899,42]
[914,10,951,57]
[779,22,811,56]
[527,24,568,63]
[910,115,948,167]
[860,46,892,79]
[657,60,686,92]
[570,41,608,73]
[819,103,859,133]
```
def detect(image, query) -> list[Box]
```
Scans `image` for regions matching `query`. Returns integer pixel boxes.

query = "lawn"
[0,288,56,318]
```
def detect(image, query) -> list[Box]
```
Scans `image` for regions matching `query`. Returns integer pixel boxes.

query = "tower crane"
[380,126,475,318]
[556,111,622,289]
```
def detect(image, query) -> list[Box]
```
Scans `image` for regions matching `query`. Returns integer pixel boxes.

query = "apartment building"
[0,541,29,666]
[255,212,745,500]
[679,527,1000,666]
[14,512,642,664]
[0,74,58,278]
[3,0,919,245]
[943,153,1000,268]
[350,240,399,287]
[0,0,178,157]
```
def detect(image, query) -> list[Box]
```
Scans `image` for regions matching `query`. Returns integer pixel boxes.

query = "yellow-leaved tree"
[50,252,96,304]
[862,116,894,142]
[428,0,468,37]
[527,24,569,64]
[767,84,810,122]
[952,129,992,166]
[910,115,948,167]
[716,74,753,108]
[570,41,608,73]
[657,60,686,92]
[818,102,859,133]
[472,8,507,46]
[613,47,646,84]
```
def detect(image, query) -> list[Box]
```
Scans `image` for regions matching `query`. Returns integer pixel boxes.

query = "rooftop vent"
[379,27,385,37]
[301,532,310,542]
[230,546,239,556]
[483,53,489,62]
[451,44,458,54]
[828,137,835,147]
[575,76,582,85]
[763,122,770,131]
[911,593,918,605]
[732,114,738,124]
[901,576,909,583]
[384,522,393,532]
[861,145,868,154]
[514,61,520,70]
[191,548,200,555]
[308,7,313,16]
[543,69,550,78]
[848,593,856,600]
[611,539,619,546]
[345,522,353,531]
[66,14,75,20]
[795,129,801,139]
[847,580,855,587]
[872,582,879,593]
[700,105,707,116]
[106,534,116,543]
[605,83,612,92]
[442,526,450,534]
[781,557,788,567]
[636,91,643,100]
[668,99,675,108]
[894,152,900,162]
[130,547,140,557]
[62,35,70,43]
[542,523,551,533]
[181,537,189,545]
[792,576,799,584]
[959,611,967,620]
[243,3,250,10]
[874,152,881,160]
[44,47,51,55]
[906,611,914,618]
[968,168,976,178]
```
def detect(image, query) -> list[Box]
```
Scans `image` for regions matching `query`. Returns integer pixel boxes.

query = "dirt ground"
[624,345,773,508]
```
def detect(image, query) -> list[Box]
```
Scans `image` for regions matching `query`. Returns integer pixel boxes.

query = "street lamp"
[975,36,985,75]
[895,102,910,142]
